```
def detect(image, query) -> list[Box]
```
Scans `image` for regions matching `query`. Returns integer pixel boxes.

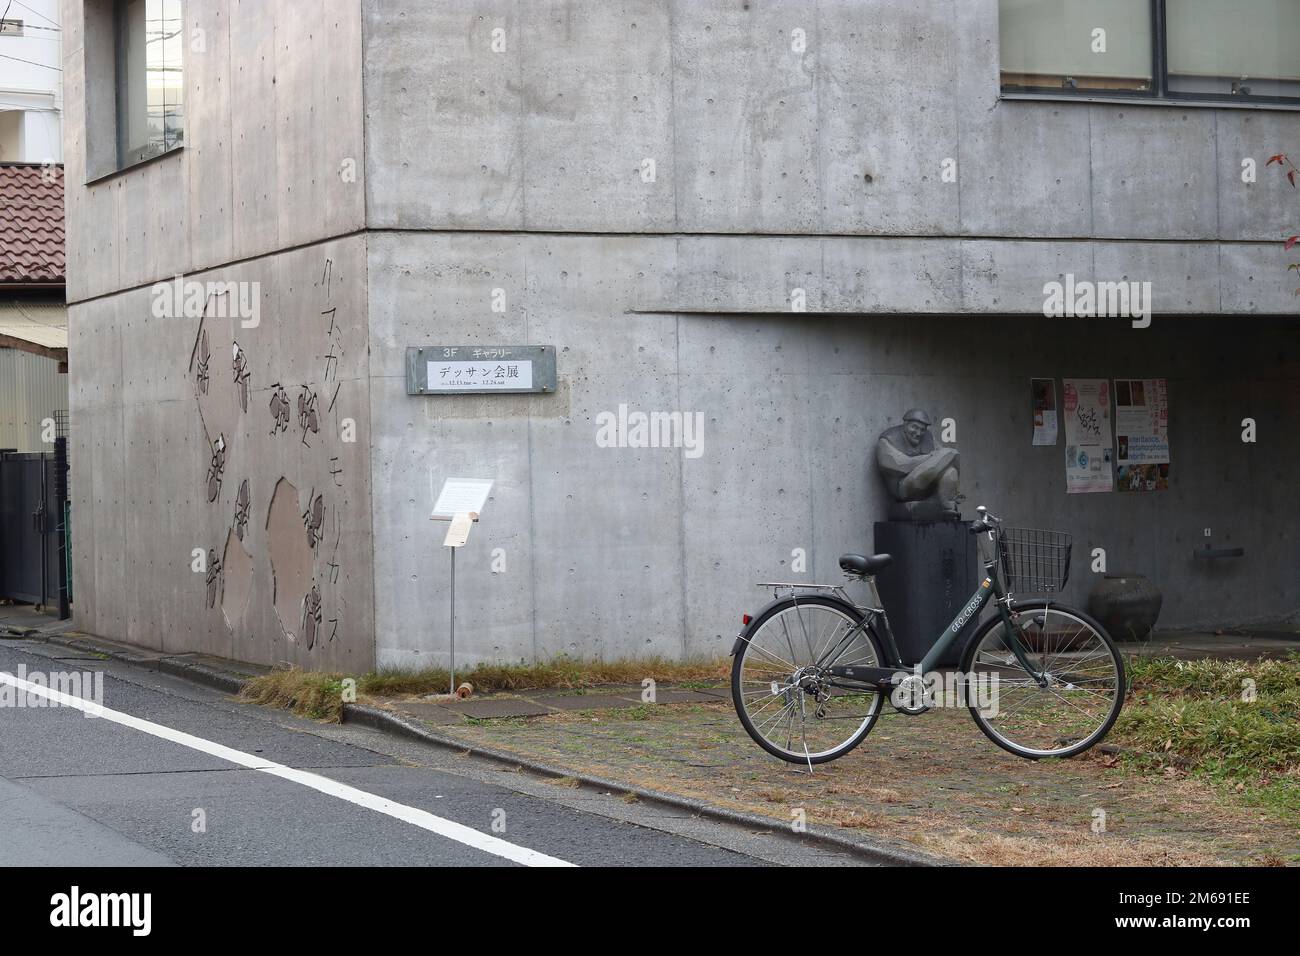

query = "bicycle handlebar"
[968,504,1002,535]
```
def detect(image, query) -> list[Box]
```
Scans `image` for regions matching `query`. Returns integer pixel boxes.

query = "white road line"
[0,670,575,868]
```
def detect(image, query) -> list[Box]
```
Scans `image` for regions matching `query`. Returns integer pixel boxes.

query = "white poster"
[1115,378,1170,492]
[431,477,494,520]
[1062,379,1113,494]
[1031,378,1058,446]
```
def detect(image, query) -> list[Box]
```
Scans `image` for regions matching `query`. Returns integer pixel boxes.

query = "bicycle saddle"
[839,553,893,576]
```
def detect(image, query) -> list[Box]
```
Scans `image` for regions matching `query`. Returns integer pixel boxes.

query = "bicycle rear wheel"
[961,602,1125,759]
[731,596,885,765]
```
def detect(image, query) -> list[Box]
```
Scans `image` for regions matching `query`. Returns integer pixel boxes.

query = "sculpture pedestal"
[873,520,978,668]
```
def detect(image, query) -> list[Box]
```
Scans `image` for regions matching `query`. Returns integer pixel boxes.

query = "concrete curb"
[38,632,251,695]
[343,703,948,867]
[22,628,948,866]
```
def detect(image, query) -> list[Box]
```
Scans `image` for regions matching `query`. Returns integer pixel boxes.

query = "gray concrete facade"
[63,1,1300,671]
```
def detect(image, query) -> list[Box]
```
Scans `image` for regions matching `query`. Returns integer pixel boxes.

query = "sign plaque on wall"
[406,346,556,395]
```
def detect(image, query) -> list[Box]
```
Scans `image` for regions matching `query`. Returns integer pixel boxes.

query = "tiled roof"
[0,163,64,285]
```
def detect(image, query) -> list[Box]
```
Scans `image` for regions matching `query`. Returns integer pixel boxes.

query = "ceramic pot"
[1087,574,1163,642]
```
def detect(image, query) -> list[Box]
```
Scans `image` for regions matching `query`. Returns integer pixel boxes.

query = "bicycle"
[730,506,1126,764]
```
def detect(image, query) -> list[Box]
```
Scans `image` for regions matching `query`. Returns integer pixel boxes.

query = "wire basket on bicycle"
[996,527,1072,594]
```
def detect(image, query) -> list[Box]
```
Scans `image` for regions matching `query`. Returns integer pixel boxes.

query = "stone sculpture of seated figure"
[875,408,961,521]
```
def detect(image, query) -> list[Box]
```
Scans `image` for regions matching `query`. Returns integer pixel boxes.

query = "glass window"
[1000,0,1153,93]
[115,0,184,167]
[1000,0,1300,105]
[1167,0,1300,100]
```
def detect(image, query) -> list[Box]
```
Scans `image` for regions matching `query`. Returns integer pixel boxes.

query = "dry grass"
[442,693,1300,866]
[817,807,889,830]
[238,668,348,722]
[359,656,729,697]
[913,827,1220,867]
[239,655,730,721]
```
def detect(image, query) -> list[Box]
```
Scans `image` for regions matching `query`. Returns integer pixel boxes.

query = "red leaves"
[1286,237,1300,250]
[1268,152,1297,185]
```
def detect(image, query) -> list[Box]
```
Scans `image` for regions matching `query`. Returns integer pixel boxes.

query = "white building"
[0,0,62,164]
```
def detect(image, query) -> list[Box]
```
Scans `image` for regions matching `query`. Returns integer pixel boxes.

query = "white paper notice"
[443,512,474,548]
[1062,379,1113,494]
[431,478,493,520]
[426,360,533,391]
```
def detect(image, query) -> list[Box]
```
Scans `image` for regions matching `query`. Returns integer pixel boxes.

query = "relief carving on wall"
[187,257,353,654]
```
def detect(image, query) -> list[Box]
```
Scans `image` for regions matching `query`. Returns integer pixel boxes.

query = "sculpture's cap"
[902,408,932,426]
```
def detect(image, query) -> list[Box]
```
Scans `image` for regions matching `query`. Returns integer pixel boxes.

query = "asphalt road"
[0,639,868,867]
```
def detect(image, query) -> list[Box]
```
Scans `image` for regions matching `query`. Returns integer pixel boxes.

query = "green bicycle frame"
[824,525,1048,688]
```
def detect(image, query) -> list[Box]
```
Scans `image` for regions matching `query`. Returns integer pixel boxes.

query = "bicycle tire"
[960,600,1126,760]
[731,595,886,765]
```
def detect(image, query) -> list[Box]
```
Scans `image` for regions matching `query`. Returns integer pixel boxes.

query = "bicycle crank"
[889,673,931,716]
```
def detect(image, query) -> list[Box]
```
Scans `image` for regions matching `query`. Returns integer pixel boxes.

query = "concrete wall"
[68,236,375,670]
[361,0,1300,667]
[360,0,1300,254]
[61,0,366,302]
[368,230,1300,668]
[62,0,374,669]
[61,0,1300,671]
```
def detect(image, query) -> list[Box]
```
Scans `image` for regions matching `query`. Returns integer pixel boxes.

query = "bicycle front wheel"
[731,596,885,765]
[961,602,1125,760]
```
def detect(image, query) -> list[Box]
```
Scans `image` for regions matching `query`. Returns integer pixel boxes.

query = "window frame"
[112,0,185,172]
[999,0,1300,110]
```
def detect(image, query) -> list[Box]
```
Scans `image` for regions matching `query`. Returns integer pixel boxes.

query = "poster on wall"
[1062,378,1113,494]
[1115,378,1170,492]
[1031,378,1058,446]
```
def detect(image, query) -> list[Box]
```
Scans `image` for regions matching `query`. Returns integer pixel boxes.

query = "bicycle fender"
[730,593,863,656]
[730,595,809,656]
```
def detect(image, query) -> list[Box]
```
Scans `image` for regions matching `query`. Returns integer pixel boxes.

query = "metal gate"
[0,437,69,615]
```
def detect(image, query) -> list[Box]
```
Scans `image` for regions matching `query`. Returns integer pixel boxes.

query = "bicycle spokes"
[735,602,882,762]
[966,608,1124,758]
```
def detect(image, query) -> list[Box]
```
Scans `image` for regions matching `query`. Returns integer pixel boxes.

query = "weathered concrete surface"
[362,0,1300,251]
[61,0,366,302]
[68,237,375,671]
[62,0,1300,669]
[367,230,1299,667]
